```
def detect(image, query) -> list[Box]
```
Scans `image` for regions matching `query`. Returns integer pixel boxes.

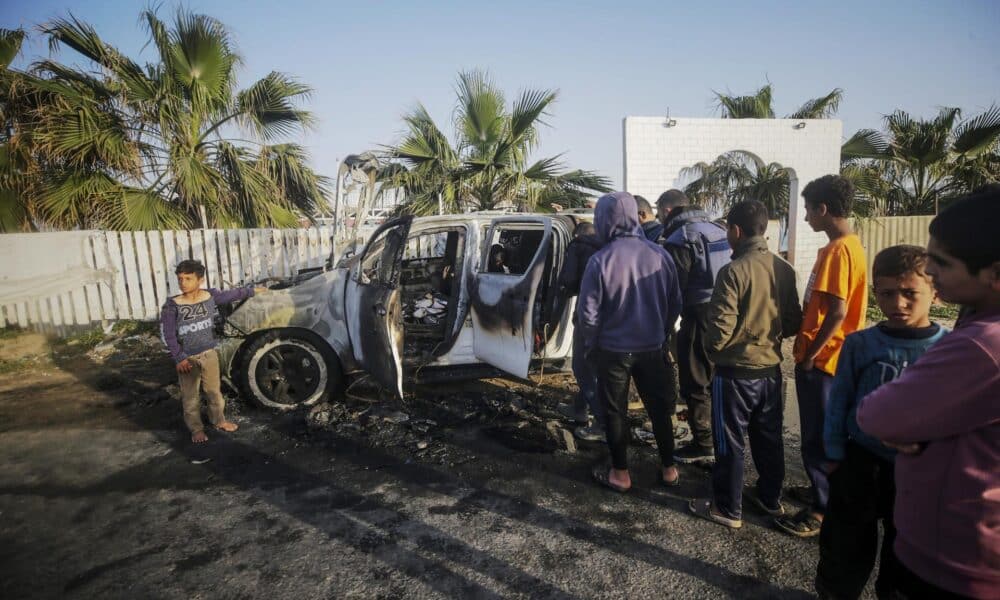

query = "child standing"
[857,186,1000,600]
[816,245,947,599]
[778,174,868,537]
[161,259,264,443]
[688,200,802,528]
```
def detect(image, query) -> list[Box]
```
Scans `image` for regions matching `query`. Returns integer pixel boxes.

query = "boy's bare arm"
[799,291,846,370]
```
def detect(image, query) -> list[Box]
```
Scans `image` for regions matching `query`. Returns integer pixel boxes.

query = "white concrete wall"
[623,117,842,278]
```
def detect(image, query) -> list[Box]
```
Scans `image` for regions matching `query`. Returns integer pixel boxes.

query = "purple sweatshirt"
[856,307,1000,599]
[160,287,255,363]
[578,192,682,353]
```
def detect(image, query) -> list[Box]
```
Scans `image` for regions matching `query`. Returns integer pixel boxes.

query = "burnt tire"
[237,332,340,410]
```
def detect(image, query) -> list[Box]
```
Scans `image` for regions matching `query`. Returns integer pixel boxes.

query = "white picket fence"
[1,226,336,331]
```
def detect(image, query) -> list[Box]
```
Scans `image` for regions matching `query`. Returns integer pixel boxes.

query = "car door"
[469,217,552,379]
[344,217,413,397]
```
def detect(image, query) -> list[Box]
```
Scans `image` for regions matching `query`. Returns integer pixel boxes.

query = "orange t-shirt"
[793,233,868,375]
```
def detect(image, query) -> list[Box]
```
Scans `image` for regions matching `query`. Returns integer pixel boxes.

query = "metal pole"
[332,158,347,260]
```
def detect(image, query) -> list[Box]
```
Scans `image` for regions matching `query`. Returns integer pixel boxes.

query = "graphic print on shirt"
[876,359,908,384]
[177,302,213,336]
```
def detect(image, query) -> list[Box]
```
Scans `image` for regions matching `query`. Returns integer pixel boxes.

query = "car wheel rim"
[254,344,321,405]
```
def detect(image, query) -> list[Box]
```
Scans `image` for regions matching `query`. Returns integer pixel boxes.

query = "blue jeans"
[571,324,602,426]
[795,366,834,512]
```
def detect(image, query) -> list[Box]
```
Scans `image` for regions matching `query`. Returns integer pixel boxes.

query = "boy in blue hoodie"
[816,245,947,599]
[578,192,683,492]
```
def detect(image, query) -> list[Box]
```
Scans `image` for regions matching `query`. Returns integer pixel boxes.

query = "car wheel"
[238,333,340,410]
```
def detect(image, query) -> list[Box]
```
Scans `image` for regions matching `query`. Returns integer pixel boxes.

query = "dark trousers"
[677,305,715,450]
[571,323,602,426]
[710,373,784,520]
[596,348,676,470]
[795,366,834,511]
[817,442,898,600]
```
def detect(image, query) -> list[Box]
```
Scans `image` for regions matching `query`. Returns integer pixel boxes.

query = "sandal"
[688,498,742,529]
[591,464,630,493]
[774,508,823,537]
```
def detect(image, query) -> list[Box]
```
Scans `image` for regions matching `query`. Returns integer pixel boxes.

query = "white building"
[623,117,842,278]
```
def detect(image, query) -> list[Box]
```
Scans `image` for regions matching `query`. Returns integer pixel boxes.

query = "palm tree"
[841,107,1000,215]
[714,83,843,119]
[381,70,611,215]
[681,150,793,221]
[0,10,329,232]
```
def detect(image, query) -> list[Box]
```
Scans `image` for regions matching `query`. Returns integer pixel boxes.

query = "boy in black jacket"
[555,222,605,440]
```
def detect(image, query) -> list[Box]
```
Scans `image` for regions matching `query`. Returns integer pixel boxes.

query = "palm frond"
[105,187,192,230]
[0,28,25,69]
[714,84,775,119]
[235,71,315,140]
[509,87,556,144]
[168,10,239,111]
[788,88,843,119]
[455,70,505,156]
[951,105,1000,157]
[841,129,888,161]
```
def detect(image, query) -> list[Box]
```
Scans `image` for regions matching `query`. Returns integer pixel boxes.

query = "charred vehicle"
[217,213,590,409]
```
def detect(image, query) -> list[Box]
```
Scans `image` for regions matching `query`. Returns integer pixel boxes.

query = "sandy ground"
[0,335,873,599]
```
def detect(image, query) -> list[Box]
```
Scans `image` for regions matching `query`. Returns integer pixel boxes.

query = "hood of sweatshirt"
[594,192,642,245]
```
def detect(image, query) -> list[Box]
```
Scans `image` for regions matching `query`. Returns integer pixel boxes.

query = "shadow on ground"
[0,340,818,599]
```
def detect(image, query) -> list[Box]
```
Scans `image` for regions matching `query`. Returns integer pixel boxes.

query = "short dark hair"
[726,200,769,236]
[928,183,1000,273]
[175,259,206,278]
[634,195,653,215]
[802,174,854,218]
[872,245,930,280]
[574,222,596,237]
[656,189,689,210]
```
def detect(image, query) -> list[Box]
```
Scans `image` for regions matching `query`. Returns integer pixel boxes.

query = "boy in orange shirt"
[776,175,868,537]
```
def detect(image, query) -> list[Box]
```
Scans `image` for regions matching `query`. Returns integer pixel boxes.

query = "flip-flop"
[591,464,630,493]
[688,498,742,529]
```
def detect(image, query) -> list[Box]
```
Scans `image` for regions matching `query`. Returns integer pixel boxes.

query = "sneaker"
[574,424,606,442]
[555,403,588,425]
[745,488,786,517]
[674,443,715,465]
[688,498,742,529]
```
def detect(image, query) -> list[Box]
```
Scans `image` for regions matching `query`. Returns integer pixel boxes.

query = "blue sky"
[3,0,998,189]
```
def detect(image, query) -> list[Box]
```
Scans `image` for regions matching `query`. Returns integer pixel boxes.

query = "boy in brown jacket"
[689,200,802,528]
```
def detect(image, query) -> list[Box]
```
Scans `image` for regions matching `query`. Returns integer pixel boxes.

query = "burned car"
[217,213,589,409]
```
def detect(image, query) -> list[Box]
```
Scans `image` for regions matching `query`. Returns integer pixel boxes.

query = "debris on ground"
[403,292,449,325]
[87,332,166,365]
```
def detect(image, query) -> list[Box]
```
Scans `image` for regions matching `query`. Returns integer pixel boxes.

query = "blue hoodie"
[578,192,682,353]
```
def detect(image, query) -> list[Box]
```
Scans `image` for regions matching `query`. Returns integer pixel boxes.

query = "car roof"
[408,212,580,229]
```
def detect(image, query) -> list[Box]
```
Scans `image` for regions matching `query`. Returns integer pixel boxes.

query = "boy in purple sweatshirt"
[161,259,265,443]
[856,185,1000,599]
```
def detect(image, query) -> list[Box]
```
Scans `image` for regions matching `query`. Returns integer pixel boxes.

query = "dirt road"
[0,337,841,599]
